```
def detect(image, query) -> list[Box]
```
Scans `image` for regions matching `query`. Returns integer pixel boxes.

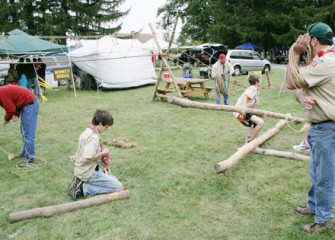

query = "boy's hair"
[248,74,260,85]
[92,109,113,126]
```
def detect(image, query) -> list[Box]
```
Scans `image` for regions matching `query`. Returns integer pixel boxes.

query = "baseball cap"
[307,22,333,39]
[219,54,226,60]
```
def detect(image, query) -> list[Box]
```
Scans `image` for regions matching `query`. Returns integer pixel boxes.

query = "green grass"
[0,68,330,239]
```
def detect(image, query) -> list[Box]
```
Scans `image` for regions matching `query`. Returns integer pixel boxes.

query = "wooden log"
[253,147,309,162]
[167,96,304,123]
[9,190,130,223]
[214,119,287,173]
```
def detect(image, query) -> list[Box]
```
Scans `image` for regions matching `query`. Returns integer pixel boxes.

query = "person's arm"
[294,89,316,110]
[211,62,218,78]
[82,148,109,164]
[286,34,310,89]
[228,62,234,76]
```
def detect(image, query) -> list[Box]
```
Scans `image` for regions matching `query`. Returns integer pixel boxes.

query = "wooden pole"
[167,96,305,123]
[253,147,309,162]
[9,190,130,223]
[150,14,182,100]
[214,119,287,173]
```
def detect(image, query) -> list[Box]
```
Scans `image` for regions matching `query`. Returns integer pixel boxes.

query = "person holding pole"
[211,53,234,105]
[286,22,335,233]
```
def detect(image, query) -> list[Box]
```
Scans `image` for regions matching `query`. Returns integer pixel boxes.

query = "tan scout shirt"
[300,49,335,123]
[74,128,102,181]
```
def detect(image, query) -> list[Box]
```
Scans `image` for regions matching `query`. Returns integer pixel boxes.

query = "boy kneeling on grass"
[68,109,125,201]
[233,74,264,143]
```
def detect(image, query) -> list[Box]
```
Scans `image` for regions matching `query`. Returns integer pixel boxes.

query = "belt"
[27,97,36,105]
[314,120,334,124]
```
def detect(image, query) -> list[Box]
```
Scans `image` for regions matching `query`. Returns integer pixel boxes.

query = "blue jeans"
[83,169,123,197]
[20,98,39,162]
[214,78,229,105]
[307,121,335,223]
[27,78,39,95]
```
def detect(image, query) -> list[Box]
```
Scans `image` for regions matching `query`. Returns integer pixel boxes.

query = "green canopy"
[0,29,67,55]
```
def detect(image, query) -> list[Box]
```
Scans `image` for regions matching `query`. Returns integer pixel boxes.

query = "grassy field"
[0,68,331,239]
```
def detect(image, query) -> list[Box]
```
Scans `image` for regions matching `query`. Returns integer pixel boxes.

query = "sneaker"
[14,153,24,159]
[302,220,334,233]
[68,177,83,201]
[293,140,310,151]
[294,206,315,216]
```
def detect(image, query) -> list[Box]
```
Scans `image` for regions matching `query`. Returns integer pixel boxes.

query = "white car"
[226,49,271,76]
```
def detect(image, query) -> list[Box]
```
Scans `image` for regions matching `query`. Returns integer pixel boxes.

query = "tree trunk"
[214,119,287,173]
[253,147,309,162]
[167,96,304,123]
[9,190,130,223]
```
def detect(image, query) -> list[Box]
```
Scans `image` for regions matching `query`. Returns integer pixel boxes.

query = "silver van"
[226,49,271,76]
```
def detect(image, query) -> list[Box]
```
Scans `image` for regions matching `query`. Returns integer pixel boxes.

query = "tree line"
[1,0,335,52]
[157,0,335,51]
[0,0,128,43]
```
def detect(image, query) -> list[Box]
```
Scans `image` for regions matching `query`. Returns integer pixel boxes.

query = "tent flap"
[68,36,157,89]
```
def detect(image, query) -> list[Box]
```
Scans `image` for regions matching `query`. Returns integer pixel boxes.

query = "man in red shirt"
[0,85,39,165]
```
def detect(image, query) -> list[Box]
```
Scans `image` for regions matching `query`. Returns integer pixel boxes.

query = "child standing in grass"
[68,109,125,201]
[233,74,264,143]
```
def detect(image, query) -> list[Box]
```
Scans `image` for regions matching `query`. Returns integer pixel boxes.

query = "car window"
[229,51,240,59]
[251,52,261,60]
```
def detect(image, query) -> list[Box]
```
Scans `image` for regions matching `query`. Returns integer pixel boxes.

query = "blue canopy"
[235,42,263,50]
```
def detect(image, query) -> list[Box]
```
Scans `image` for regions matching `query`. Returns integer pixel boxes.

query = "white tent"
[68,36,156,89]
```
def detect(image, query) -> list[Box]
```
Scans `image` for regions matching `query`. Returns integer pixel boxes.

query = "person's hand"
[292,34,310,55]
[101,148,110,156]
[301,95,316,110]
[11,115,19,122]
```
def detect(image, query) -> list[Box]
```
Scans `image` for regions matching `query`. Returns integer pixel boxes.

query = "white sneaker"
[293,140,310,151]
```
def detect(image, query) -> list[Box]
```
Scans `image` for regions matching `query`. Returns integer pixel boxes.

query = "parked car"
[174,43,228,67]
[173,49,195,66]
[0,55,71,86]
[0,61,10,85]
[192,43,228,67]
[226,49,271,76]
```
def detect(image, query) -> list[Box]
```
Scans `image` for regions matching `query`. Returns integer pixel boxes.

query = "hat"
[219,54,226,60]
[307,22,333,39]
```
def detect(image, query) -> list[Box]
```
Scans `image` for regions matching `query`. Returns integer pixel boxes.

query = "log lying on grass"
[9,190,130,223]
[167,96,304,123]
[253,147,309,162]
[214,119,287,173]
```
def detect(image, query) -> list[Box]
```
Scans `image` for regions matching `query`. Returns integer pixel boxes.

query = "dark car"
[192,43,228,67]
[173,49,195,66]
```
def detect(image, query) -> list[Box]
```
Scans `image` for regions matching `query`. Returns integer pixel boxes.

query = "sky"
[119,0,181,36]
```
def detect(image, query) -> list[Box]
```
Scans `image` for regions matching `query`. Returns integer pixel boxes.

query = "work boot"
[294,206,315,216]
[302,220,334,233]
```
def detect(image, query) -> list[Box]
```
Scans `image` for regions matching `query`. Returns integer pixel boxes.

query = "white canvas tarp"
[68,36,156,89]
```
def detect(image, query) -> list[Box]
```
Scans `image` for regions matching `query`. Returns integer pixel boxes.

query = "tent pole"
[69,62,77,97]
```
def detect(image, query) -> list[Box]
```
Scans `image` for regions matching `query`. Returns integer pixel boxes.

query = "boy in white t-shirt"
[68,109,125,201]
[233,74,264,143]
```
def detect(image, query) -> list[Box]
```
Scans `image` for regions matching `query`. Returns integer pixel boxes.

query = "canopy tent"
[0,29,68,55]
[68,36,156,89]
[235,42,263,50]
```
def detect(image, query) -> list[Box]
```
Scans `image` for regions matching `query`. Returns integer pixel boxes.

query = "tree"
[0,0,129,37]
[158,0,335,50]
